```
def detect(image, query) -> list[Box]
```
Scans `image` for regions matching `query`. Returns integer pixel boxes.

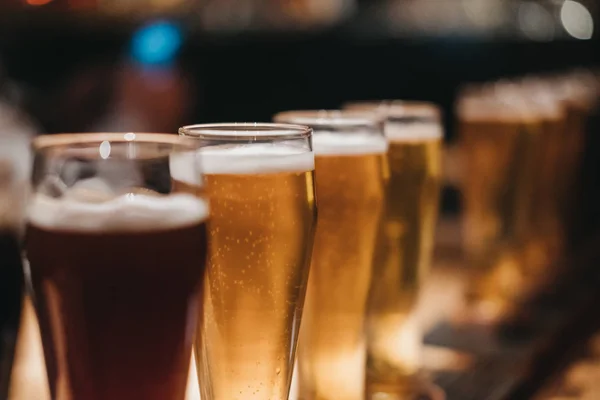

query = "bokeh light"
[25,0,53,5]
[518,1,555,41]
[130,20,183,66]
[560,0,594,40]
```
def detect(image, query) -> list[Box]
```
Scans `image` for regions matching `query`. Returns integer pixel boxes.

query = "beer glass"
[177,123,317,400]
[273,111,388,400]
[550,73,598,249]
[456,85,543,322]
[344,101,443,399]
[510,80,567,280]
[0,133,30,398]
[25,133,208,400]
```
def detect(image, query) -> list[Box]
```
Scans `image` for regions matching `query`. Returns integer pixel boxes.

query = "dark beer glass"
[25,133,209,400]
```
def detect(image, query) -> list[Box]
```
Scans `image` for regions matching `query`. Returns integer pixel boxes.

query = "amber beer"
[25,134,208,400]
[274,111,388,400]
[458,96,520,264]
[456,87,547,321]
[177,124,317,400]
[345,101,442,397]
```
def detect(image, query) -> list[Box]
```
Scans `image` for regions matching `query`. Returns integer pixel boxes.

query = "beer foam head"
[459,80,569,123]
[344,100,441,121]
[342,101,442,142]
[457,95,527,123]
[274,109,382,126]
[172,144,314,177]
[273,110,387,155]
[551,74,598,111]
[312,132,388,155]
[28,191,209,232]
[385,123,443,142]
[169,151,204,188]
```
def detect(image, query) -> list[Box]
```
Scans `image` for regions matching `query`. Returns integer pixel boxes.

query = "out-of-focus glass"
[549,73,598,247]
[178,123,317,400]
[344,101,443,399]
[273,111,388,400]
[456,75,599,323]
[25,133,208,400]
[457,88,530,322]
[510,79,567,282]
[0,133,30,399]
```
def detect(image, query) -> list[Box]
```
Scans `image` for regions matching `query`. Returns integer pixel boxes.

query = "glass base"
[366,376,445,400]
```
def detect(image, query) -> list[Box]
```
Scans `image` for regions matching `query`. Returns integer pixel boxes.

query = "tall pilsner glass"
[177,123,317,400]
[25,133,209,400]
[274,111,388,400]
[345,101,443,399]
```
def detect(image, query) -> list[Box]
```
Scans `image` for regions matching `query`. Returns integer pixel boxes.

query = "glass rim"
[273,110,382,129]
[33,132,199,152]
[179,123,313,141]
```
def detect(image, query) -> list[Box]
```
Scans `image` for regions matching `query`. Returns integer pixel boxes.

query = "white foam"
[172,144,314,177]
[457,97,526,123]
[169,151,204,187]
[385,123,443,142]
[313,132,388,155]
[28,192,209,232]
[65,178,116,201]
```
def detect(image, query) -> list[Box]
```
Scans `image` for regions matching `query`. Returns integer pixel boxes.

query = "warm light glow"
[26,0,53,5]
[307,342,366,400]
[368,313,421,376]
[561,0,594,40]
[462,0,505,29]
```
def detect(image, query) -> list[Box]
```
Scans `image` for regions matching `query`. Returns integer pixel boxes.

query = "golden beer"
[274,111,388,400]
[459,97,519,261]
[177,124,317,400]
[515,81,567,276]
[455,83,571,322]
[457,93,526,319]
[346,101,442,397]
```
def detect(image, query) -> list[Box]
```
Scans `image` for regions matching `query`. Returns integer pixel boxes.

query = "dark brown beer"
[26,195,208,400]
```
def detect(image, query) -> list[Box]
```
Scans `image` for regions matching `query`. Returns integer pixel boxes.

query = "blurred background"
[0,0,599,214]
[0,0,597,136]
[1,0,600,399]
